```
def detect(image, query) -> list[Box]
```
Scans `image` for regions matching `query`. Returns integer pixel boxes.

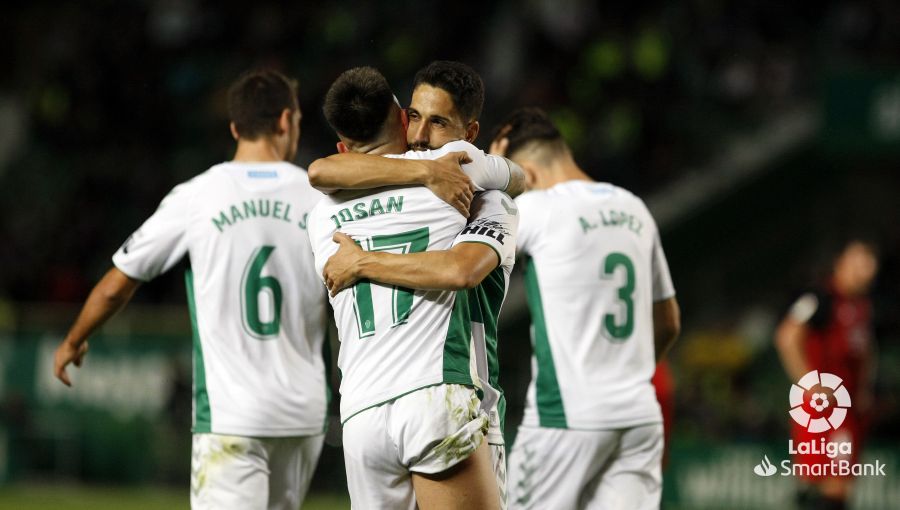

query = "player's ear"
[229,122,240,141]
[336,141,349,153]
[277,108,292,134]
[400,108,409,131]
[521,161,541,190]
[465,120,480,143]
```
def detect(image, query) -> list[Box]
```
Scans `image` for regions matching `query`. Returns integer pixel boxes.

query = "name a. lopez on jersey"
[211,199,308,232]
[330,195,404,229]
[579,209,643,236]
[460,220,509,245]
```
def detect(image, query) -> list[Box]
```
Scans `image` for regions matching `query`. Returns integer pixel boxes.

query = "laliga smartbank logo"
[753,370,886,478]
[788,369,851,432]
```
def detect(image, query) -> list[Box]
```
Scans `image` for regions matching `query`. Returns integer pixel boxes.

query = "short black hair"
[227,69,298,140]
[494,107,565,158]
[413,60,484,122]
[323,67,395,143]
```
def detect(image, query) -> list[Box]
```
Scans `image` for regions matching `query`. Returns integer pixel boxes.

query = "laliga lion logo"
[789,370,852,433]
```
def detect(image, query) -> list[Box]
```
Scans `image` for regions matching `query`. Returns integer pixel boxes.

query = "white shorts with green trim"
[190,432,323,510]
[508,423,663,510]
[342,383,489,510]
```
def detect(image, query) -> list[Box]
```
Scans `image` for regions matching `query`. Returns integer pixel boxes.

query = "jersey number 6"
[241,246,283,339]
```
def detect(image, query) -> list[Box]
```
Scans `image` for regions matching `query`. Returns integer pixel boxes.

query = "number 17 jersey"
[307,141,513,424]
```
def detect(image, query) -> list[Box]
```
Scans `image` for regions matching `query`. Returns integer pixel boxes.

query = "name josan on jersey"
[307,141,513,424]
[516,181,675,430]
[114,161,328,437]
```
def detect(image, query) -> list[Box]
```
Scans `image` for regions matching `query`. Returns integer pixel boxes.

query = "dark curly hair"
[413,61,484,122]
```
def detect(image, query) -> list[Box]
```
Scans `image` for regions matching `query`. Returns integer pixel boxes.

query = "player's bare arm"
[54,267,141,386]
[653,297,681,362]
[487,135,526,198]
[504,159,526,198]
[774,316,813,383]
[323,232,499,296]
[308,151,475,216]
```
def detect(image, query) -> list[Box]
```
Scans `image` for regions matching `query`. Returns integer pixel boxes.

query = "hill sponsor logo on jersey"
[752,370,885,478]
[460,219,510,245]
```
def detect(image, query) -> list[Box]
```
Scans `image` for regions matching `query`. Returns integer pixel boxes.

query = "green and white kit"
[113,161,328,437]
[515,180,675,430]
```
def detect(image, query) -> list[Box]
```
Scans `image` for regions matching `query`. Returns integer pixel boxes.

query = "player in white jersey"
[491,108,682,510]
[308,66,519,509]
[53,69,328,510]
[321,190,518,509]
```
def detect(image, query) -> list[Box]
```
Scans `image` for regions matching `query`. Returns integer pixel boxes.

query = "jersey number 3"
[353,227,430,338]
[601,252,635,340]
[241,246,283,339]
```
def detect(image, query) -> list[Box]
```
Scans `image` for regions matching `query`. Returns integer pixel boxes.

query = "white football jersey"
[516,180,675,429]
[307,141,513,423]
[453,190,519,445]
[113,161,328,437]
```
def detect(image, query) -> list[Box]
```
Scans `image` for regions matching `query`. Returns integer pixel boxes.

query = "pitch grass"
[0,483,350,509]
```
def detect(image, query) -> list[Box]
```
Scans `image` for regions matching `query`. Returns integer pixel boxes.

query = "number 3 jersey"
[112,161,328,437]
[307,141,513,424]
[516,181,675,430]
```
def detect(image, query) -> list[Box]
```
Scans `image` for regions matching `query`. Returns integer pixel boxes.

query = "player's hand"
[54,339,89,387]
[423,152,475,218]
[324,233,365,297]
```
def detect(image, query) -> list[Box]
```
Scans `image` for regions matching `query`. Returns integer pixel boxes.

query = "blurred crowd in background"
[2,0,900,507]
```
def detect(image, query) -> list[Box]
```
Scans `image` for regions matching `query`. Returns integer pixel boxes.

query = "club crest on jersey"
[461,220,508,244]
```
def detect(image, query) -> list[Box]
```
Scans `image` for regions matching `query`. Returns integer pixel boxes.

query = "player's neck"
[544,157,593,188]
[232,139,286,163]
[359,138,407,156]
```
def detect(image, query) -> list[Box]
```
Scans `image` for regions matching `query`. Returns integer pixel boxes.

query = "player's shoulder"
[393,139,479,161]
[475,190,515,211]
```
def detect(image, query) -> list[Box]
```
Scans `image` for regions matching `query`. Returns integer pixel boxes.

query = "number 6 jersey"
[112,161,328,437]
[307,141,514,424]
[516,181,676,430]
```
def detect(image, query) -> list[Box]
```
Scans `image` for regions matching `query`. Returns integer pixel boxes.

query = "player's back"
[516,180,675,429]
[117,161,328,436]
[309,185,472,423]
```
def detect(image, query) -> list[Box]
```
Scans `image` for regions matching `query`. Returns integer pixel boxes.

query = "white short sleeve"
[112,182,191,281]
[392,140,510,192]
[651,231,676,301]
[451,191,518,266]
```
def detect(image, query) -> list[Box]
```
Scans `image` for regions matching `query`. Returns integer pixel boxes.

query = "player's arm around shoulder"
[307,150,476,217]
[322,191,517,295]
[321,233,498,295]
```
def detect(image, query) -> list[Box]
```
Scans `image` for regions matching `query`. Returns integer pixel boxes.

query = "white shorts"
[342,383,489,510]
[508,423,663,510]
[190,433,324,510]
